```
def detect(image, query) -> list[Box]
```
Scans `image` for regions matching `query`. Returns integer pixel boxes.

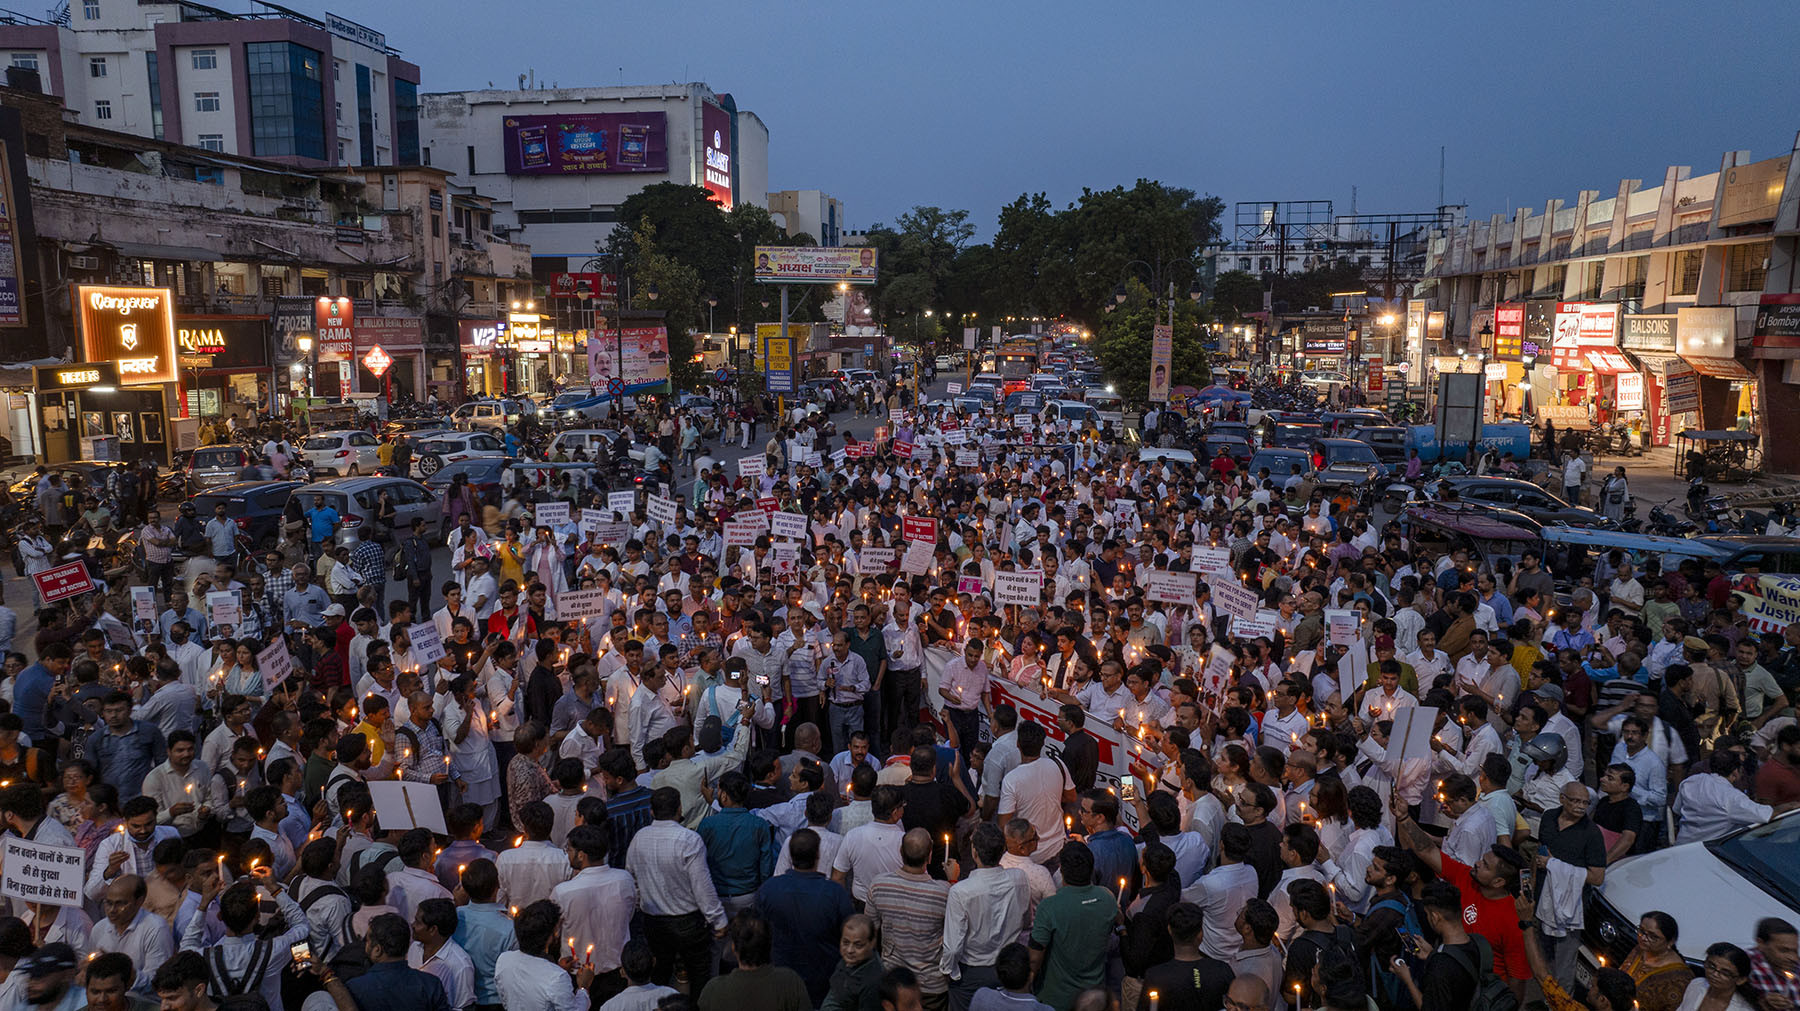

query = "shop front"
[458,319,503,399]
[1620,314,1683,447]
[504,310,549,395]
[176,315,271,422]
[1680,305,1756,431]
[352,316,424,400]
[48,284,181,465]
[555,329,586,387]
[314,296,354,401]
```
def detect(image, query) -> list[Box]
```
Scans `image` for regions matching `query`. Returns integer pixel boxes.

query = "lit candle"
[1148,992,1159,1011]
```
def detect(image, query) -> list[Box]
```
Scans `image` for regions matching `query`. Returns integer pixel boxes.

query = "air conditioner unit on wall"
[69,255,100,270]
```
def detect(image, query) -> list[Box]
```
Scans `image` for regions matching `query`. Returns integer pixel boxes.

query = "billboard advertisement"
[501,112,668,177]
[1522,299,1557,360]
[1753,294,1800,356]
[1148,324,1172,402]
[77,285,177,385]
[754,246,878,285]
[1621,314,1678,353]
[315,296,354,357]
[1493,303,1525,359]
[701,101,733,210]
[1300,318,1348,355]
[585,326,669,389]
[548,272,617,301]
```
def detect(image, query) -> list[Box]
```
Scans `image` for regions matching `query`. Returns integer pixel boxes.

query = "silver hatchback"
[287,476,442,548]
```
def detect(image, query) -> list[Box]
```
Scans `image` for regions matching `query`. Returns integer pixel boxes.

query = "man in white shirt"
[497,803,575,910]
[408,897,477,1011]
[942,822,1029,1011]
[464,558,499,622]
[550,824,637,984]
[627,668,679,773]
[89,875,172,993]
[1182,823,1260,963]
[623,789,727,990]
[1674,750,1781,843]
[995,723,1076,865]
[830,785,908,904]
[1437,774,1498,868]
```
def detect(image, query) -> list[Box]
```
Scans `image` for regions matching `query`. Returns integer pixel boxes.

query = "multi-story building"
[767,189,843,246]
[0,2,418,168]
[0,84,525,465]
[1418,134,1800,470]
[418,82,769,274]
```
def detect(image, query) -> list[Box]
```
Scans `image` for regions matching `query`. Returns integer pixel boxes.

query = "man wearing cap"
[17,942,84,1011]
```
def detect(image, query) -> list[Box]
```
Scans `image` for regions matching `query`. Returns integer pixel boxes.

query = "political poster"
[409,621,446,666]
[957,576,985,596]
[607,491,637,518]
[534,502,570,528]
[1149,324,1172,403]
[859,547,896,574]
[0,838,86,907]
[902,517,940,545]
[646,495,678,526]
[258,638,294,689]
[992,570,1043,606]
[1144,570,1197,605]
[770,511,808,541]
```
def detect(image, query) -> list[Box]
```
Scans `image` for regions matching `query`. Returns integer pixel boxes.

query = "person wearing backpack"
[1282,879,1357,1009]
[178,864,313,1011]
[1389,880,1520,1011]
[1352,845,1422,1011]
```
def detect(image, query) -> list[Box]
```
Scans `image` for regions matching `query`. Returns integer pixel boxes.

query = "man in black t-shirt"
[1594,762,1645,861]
[1138,902,1234,1011]
[1394,880,1484,1010]
[899,744,968,875]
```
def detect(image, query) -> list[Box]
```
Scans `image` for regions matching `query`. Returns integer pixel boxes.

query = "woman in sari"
[1622,910,1696,1011]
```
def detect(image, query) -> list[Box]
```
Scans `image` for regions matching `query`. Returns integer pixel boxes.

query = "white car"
[412,431,508,477]
[451,398,535,432]
[300,430,382,476]
[1579,810,1800,988]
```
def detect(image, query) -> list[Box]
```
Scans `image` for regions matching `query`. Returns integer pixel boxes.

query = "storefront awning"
[1682,355,1754,380]
[1584,350,1635,375]
[1624,350,1683,376]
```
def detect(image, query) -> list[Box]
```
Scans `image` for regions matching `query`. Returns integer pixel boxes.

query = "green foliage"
[628,220,704,390]
[1094,279,1211,403]
[1212,270,1264,319]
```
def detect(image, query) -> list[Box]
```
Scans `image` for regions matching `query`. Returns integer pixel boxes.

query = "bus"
[996,338,1040,395]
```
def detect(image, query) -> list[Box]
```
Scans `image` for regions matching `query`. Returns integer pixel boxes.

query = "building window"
[337,139,346,160]
[82,0,98,18]
[1727,241,1770,292]
[1618,255,1648,304]
[191,49,217,70]
[89,56,106,78]
[144,51,162,139]
[93,100,112,120]
[431,213,440,238]
[394,78,419,165]
[197,134,223,151]
[194,91,220,112]
[355,63,373,164]
[1672,248,1702,296]
[1581,261,1603,300]
[334,101,342,123]
[246,41,325,160]
[10,53,37,71]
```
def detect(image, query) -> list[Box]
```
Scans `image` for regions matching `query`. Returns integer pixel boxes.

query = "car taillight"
[341,515,362,527]
[335,450,351,458]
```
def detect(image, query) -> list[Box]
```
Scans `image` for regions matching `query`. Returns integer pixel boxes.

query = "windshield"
[1709,815,1800,908]
[1250,450,1308,475]
[1325,442,1380,465]
[997,354,1035,379]
[302,437,338,450]
[192,448,243,467]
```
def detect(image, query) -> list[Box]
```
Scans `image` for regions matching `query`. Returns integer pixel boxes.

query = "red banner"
[34,561,93,605]
[1366,357,1384,393]
[902,516,939,544]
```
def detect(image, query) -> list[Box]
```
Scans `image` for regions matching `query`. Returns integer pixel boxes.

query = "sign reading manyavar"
[76,284,177,385]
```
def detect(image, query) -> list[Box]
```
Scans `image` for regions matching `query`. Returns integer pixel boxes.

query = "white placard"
[1338,644,1368,706]
[1112,499,1139,523]
[956,449,980,467]
[534,501,571,528]
[859,547,896,574]
[592,522,630,545]
[944,429,969,445]
[608,491,637,518]
[947,382,963,395]
[803,451,823,468]
[580,508,607,533]
[367,780,448,834]
[558,588,608,620]
[646,495,678,526]
[409,620,446,666]
[724,518,763,547]
[1192,546,1232,580]
[1325,609,1358,647]
[131,586,156,623]
[1013,414,1033,428]
[738,456,766,479]
[889,408,905,423]
[0,837,85,907]
[1201,644,1235,701]
[207,590,240,629]
[1388,705,1439,772]
[992,569,1043,606]
[1145,570,1197,605]
[258,638,294,690]
[900,540,935,575]
[1213,581,1259,621]
[1233,609,1279,641]
[770,511,808,541]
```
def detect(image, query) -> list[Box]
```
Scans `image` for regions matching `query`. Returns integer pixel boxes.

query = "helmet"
[1522,733,1566,766]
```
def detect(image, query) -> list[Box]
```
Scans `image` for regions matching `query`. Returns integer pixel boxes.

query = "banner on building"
[502,112,668,176]
[1493,303,1525,359]
[1148,324,1172,403]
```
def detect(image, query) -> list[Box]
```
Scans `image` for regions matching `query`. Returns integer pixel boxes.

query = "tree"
[1094,279,1211,403]
[627,220,704,391]
[1213,270,1264,319]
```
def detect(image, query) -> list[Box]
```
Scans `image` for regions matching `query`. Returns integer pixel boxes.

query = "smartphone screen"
[290,941,311,965]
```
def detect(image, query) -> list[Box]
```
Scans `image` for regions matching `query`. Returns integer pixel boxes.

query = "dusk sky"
[334,0,1799,240]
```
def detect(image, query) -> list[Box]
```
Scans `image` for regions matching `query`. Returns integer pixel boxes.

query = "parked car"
[300,430,382,477]
[1321,410,1391,435]
[545,429,646,467]
[421,457,512,499]
[675,393,721,419]
[1342,425,1410,466]
[191,480,303,552]
[287,476,441,547]
[451,398,534,432]
[1265,420,1324,449]
[412,431,508,477]
[1311,438,1386,477]
[1442,476,1608,527]
[185,445,255,495]
[1201,436,1253,468]
[934,354,957,371]
[1247,448,1312,481]
[1580,811,1800,990]
[548,390,614,424]
[1045,401,1096,427]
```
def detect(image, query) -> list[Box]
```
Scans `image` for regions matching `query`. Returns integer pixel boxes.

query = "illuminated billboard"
[502,112,668,176]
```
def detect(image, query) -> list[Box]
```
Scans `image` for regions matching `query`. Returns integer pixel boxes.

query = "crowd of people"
[0,376,1795,1011]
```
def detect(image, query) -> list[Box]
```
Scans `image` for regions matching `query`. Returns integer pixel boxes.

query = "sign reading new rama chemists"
[76,284,177,385]
[33,360,119,391]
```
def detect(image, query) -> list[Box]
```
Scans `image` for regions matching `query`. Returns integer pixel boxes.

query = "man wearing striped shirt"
[864,828,952,1010]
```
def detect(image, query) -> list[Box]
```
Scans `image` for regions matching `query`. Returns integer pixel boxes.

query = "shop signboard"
[1425,311,1446,344]
[501,111,668,176]
[77,284,177,385]
[176,316,269,372]
[1522,299,1557,360]
[753,246,878,285]
[1615,372,1645,411]
[1299,318,1348,355]
[33,361,119,391]
[1621,314,1678,353]
[1552,301,1588,368]
[315,296,353,356]
[458,320,502,353]
[352,315,423,350]
[1493,303,1525,359]
[1717,156,1790,228]
[1663,360,1700,414]
[755,323,795,394]
[701,100,734,210]
[1677,306,1740,363]
[1753,294,1800,356]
